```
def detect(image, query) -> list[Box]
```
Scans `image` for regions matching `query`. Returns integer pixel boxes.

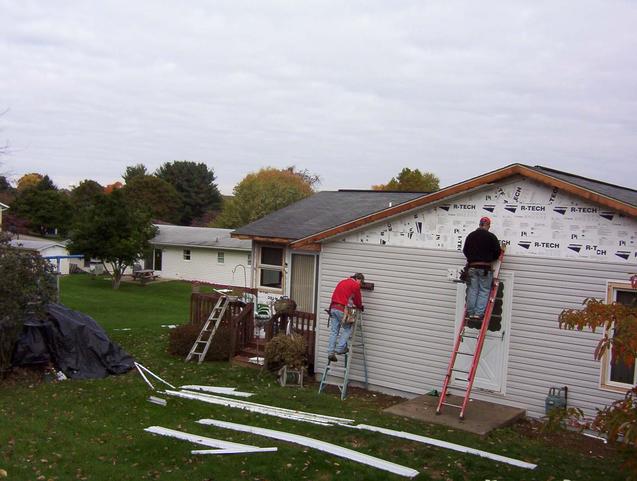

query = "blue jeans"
[466,268,493,317]
[327,309,352,354]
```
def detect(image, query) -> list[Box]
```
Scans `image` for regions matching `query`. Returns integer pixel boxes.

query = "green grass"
[0,274,629,480]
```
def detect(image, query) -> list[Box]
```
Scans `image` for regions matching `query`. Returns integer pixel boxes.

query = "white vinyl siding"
[154,246,252,286]
[316,241,629,419]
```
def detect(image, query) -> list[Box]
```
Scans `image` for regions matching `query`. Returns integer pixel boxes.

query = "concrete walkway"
[384,393,526,436]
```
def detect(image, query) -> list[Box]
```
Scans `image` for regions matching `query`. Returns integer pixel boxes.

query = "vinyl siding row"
[317,241,630,419]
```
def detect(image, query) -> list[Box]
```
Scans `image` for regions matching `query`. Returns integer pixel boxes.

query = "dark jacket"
[463,228,501,264]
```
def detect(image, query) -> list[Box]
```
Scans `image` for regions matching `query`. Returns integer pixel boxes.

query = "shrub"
[0,234,55,375]
[264,333,306,372]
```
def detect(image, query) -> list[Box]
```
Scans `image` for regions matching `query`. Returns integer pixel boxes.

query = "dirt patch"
[512,417,616,459]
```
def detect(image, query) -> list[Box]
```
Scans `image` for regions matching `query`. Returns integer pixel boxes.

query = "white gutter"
[162,389,353,425]
[144,426,276,454]
[197,418,419,478]
[346,424,537,470]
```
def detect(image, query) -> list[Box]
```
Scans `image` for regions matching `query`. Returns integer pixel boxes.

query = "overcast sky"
[1,1,636,194]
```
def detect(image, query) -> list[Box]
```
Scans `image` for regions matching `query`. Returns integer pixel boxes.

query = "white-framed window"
[258,245,283,290]
[217,251,224,264]
[247,252,252,266]
[183,249,191,261]
[601,282,637,391]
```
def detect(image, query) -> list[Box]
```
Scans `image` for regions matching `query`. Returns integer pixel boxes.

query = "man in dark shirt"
[327,273,364,362]
[462,217,501,321]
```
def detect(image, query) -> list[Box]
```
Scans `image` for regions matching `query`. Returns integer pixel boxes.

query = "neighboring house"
[149,225,252,287]
[9,239,72,274]
[0,202,8,231]
[233,164,637,419]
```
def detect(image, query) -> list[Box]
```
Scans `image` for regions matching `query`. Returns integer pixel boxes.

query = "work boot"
[328,353,337,362]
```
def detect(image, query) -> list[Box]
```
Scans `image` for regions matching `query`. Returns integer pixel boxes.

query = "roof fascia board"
[290,164,637,249]
[232,235,292,245]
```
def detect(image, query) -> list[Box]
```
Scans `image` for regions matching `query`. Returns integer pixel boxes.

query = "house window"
[183,249,191,261]
[217,252,224,264]
[258,246,283,289]
[602,283,637,390]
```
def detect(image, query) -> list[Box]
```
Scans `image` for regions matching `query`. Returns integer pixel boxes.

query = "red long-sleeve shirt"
[330,278,363,312]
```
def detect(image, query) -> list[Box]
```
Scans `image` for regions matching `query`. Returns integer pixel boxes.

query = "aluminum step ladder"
[318,308,368,400]
[185,295,230,364]
[436,247,506,419]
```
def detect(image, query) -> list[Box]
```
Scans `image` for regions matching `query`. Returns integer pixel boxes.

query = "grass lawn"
[0,274,630,480]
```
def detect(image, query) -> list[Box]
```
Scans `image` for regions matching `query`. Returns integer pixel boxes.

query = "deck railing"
[190,289,317,370]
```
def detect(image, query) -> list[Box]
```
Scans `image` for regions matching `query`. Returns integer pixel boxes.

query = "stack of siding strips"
[164,388,536,470]
[144,426,277,455]
[197,419,419,478]
[162,389,354,426]
[178,385,254,398]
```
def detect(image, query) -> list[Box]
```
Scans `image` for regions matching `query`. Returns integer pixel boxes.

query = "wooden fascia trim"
[231,235,292,245]
[291,164,521,248]
[516,166,637,217]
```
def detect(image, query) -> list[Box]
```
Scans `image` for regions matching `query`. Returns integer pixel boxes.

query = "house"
[9,238,73,274]
[149,224,252,287]
[0,202,8,231]
[233,164,637,419]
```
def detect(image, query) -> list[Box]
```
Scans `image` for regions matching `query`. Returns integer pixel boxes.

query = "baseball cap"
[479,216,491,225]
[351,273,365,282]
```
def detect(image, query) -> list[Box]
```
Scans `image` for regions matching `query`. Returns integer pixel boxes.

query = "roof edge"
[291,164,637,249]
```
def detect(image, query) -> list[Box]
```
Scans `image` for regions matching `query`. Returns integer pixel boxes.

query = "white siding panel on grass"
[158,246,252,286]
[317,242,631,419]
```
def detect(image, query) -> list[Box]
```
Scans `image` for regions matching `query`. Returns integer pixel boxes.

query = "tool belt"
[468,261,492,275]
[342,306,357,325]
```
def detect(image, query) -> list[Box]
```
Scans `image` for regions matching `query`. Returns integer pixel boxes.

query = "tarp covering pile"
[12,303,134,379]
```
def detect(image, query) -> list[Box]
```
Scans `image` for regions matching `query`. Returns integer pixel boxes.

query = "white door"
[452,271,513,393]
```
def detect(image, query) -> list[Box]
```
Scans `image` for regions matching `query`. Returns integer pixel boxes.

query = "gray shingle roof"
[151,225,251,250]
[233,191,426,240]
[530,165,637,207]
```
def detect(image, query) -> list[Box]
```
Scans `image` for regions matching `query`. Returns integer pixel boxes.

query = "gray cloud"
[0,0,635,193]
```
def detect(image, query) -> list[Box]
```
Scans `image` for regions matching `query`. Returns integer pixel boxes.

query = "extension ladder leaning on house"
[436,247,506,419]
[318,307,368,400]
[185,294,230,364]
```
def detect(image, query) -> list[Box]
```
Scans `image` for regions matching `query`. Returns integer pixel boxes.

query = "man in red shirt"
[327,273,364,362]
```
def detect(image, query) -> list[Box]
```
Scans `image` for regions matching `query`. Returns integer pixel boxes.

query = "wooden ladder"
[185,295,230,364]
[436,247,505,419]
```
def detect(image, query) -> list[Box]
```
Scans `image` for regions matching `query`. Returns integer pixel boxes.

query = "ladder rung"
[442,401,463,409]
[455,378,469,382]
[452,369,469,374]
[455,351,473,356]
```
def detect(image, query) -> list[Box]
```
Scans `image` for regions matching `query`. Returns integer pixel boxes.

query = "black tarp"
[12,303,134,379]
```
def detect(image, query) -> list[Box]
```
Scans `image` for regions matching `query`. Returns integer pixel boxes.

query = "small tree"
[215,167,314,228]
[559,294,637,475]
[372,167,440,192]
[0,234,56,374]
[68,190,157,289]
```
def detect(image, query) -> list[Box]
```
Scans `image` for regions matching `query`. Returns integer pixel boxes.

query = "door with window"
[153,248,163,271]
[453,272,513,393]
[290,253,317,313]
[603,283,637,390]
